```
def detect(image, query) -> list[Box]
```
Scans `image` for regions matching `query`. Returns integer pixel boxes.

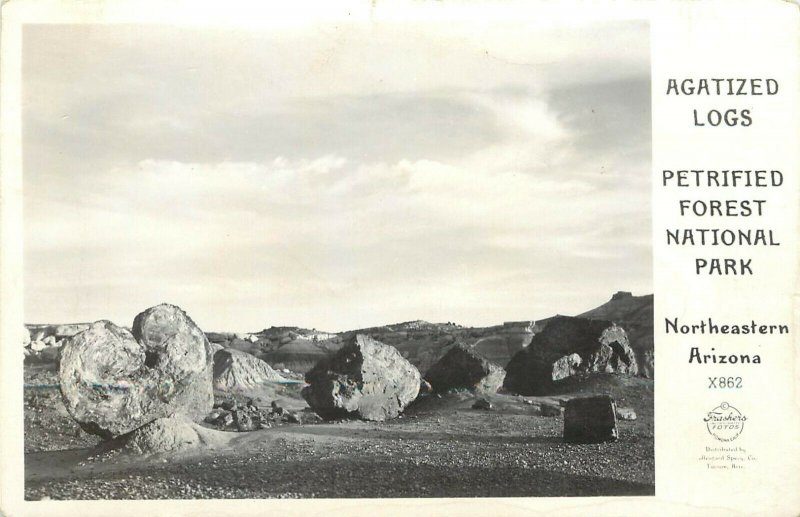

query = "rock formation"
[424,343,506,394]
[563,395,618,443]
[503,316,637,395]
[578,292,654,378]
[59,304,214,438]
[302,334,421,421]
[212,348,287,396]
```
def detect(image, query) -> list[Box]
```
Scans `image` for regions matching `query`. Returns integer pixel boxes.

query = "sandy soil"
[24,365,654,499]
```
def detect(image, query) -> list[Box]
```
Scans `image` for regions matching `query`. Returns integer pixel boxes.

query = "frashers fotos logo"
[705,402,746,442]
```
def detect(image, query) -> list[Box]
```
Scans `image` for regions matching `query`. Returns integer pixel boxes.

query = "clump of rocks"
[504,316,638,395]
[23,324,94,363]
[203,396,315,431]
[58,304,214,444]
[23,330,59,363]
[424,343,505,394]
[302,334,421,421]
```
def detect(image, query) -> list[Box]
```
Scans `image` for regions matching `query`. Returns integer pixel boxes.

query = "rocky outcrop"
[579,292,654,378]
[59,304,214,439]
[212,348,287,396]
[302,334,421,421]
[503,316,637,395]
[424,344,505,394]
[563,395,618,443]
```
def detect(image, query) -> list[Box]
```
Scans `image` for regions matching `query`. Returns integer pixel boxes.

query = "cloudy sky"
[23,20,651,332]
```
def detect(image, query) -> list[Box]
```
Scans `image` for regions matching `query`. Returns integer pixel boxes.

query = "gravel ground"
[25,365,654,500]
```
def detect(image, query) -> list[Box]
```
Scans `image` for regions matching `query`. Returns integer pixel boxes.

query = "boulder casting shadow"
[58,304,214,439]
[302,334,421,421]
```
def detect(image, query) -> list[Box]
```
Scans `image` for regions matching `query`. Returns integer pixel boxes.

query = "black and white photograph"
[21,15,654,500]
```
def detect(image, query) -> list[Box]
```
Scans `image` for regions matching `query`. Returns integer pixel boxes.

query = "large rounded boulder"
[59,304,214,438]
[504,316,637,395]
[424,343,506,394]
[302,334,421,421]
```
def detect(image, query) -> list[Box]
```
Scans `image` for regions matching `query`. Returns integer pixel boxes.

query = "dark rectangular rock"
[563,395,618,443]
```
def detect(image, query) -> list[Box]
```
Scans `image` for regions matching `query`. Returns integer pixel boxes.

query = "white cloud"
[23,20,651,330]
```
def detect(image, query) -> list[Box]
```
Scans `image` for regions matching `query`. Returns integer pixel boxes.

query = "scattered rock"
[204,409,224,423]
[472,398,492,410]
[218,412,234,428]
[616,407,637,421]
[302,334,421,421]
[233,410,256,432]
[504,316,638,395]
[563,395,618,443]
[59,304,214,438]
[424,343,506,394]
[298,410,323,425]
[30,341,47,352]
[22,326,31,346]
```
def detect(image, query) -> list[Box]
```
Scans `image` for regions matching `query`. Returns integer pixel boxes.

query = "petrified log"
[504,316,637,395]
[563,395,618,443]
[424,343,505,394]
[302,334,420,421]
[59,304,214,438]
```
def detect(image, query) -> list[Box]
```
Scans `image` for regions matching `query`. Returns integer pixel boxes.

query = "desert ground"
[23,292,654,499]
[25,367,653,499]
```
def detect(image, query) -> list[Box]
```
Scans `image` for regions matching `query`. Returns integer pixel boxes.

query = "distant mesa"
[611,291,633,300]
